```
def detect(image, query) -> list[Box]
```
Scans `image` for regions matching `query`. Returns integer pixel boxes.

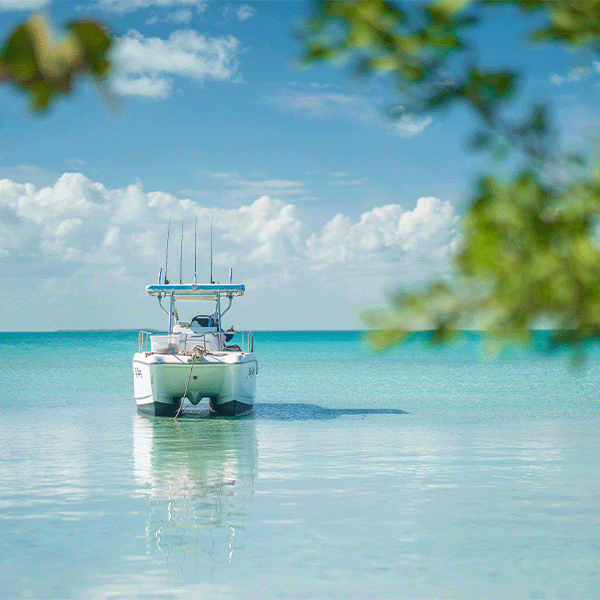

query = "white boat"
[133,282,257,417]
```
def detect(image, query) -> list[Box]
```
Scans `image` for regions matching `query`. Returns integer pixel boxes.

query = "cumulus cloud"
[306,197,459,282]
[0,173,460,320]
[111,29,242,98]
[215,195,303,265]
[0,174,306,281]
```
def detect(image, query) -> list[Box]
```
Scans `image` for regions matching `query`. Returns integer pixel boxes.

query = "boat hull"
[133,351,257,417]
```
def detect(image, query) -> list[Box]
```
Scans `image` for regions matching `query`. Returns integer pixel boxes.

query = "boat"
[133,280,257,417]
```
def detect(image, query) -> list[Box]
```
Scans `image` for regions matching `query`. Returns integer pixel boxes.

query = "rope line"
[174,345,209,420]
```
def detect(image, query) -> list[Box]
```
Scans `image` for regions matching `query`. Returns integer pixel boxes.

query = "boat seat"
[224,344,241,352]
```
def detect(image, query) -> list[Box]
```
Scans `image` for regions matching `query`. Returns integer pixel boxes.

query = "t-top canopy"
[146,283,245,301]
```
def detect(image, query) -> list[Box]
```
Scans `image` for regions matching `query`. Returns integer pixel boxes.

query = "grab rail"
[138,330,152,353]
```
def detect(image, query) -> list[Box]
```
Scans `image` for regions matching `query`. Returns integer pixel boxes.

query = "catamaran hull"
[133,352,257,417]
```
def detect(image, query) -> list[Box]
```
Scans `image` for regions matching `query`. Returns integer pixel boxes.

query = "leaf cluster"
[365,166,600,363]
[302,0,516,119]
[0,14,111,111]
[508,0,600,48]
[302,0,600,361]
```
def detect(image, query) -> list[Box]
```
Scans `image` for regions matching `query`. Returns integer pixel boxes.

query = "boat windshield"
[191,314,215,328]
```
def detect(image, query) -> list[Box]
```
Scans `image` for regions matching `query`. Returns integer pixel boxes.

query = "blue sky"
[0,0,598,331]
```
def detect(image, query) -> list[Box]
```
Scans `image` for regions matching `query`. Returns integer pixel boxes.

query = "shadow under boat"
[253,403,409,421]
[160,403,409,421]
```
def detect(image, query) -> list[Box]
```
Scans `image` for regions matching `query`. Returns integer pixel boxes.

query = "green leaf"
[67,21,111,78]
[0,14,111,111]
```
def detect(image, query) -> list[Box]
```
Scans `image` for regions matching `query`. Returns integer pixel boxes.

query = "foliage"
[302,0,600,360]
[0,14,111,111]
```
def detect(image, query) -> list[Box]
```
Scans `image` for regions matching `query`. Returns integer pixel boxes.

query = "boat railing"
[223,330,253,353]
[137,330,253,354]
[137,330,153,353]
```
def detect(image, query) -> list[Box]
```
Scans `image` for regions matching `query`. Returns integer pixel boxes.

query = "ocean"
[1,330,599,599]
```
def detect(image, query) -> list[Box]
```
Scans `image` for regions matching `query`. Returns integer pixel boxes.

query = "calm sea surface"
[1,330,599,599]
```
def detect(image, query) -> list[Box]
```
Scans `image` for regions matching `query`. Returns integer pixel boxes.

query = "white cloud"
[0,173,460,329]
[328,177,367,186]
[98,0,207,13]
[390,113,433,138]
[277,91,361,118]
[111,29,242,98]
[207,171,241,179]
[169,9,193,23]
[220,3,256,23]
[218,195,304,264]
[0,173,459,276]
[0,173,107,225]
[232,179,307,196]
[0,0,48,10]
[112,74,172,98]
[0,165,58,188]
[236,4,256,21]
[201,172,308,200]
[306,197,459,279]
[66,158,86,168]
[274,90,433,138]
[0,174,306,279]
[145,8,195,25]
[54,218,83,239]
[103,226,120,247]
[550,65,588,85]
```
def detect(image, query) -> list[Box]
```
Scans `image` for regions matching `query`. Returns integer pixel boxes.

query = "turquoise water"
[1,330,599,599]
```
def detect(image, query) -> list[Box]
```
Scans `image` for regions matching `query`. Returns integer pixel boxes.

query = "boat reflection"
[132,412,257,579]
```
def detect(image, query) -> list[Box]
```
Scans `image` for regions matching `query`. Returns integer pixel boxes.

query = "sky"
[0,0,598,332]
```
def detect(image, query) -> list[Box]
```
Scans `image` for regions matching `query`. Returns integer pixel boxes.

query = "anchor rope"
[174,345,209,420]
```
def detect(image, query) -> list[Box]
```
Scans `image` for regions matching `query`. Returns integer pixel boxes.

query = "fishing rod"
[179,221,184,284]
[210,216,214,284]
[194,218,198,285]
[164,217,171,284]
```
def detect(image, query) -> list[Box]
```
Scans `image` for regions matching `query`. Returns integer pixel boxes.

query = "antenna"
[164,217,171,284]
[194,218,198,285]
[210,216,214,284]
[179,221,184,284]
